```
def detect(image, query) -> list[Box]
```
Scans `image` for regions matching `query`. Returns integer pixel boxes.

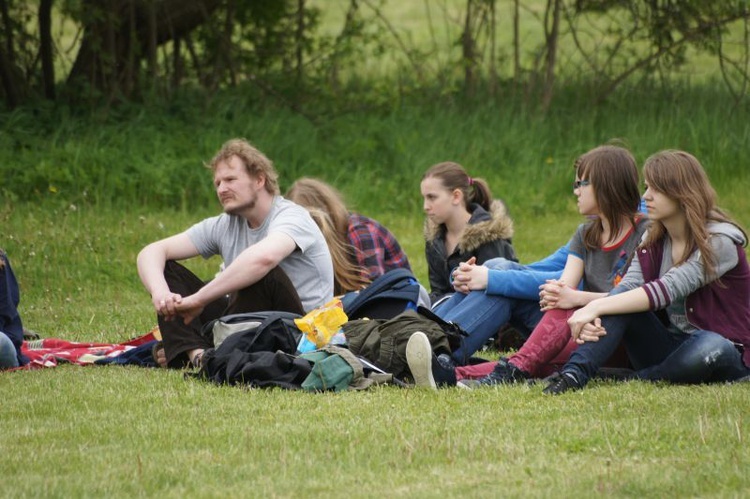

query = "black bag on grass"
[198,311,306,386]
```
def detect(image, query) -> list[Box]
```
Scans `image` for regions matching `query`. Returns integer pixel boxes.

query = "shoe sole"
[406,331,437,389]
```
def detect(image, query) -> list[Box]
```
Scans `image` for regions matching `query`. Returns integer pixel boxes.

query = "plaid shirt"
[347,213,411,280]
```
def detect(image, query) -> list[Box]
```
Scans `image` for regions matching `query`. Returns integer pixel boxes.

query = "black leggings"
[158,260,304,367]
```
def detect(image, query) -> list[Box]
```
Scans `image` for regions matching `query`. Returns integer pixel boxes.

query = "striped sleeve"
[643,279,673,309]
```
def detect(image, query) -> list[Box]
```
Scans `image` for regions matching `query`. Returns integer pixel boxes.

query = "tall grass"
[3,81,748,217]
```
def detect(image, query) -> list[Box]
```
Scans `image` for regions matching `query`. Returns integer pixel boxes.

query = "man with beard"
[137,138,334,368]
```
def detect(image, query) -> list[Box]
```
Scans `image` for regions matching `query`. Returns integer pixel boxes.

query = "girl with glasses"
[451,144,647,386]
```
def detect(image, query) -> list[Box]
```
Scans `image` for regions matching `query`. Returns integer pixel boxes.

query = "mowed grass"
[3,347,750,497]
[3,193,750,497]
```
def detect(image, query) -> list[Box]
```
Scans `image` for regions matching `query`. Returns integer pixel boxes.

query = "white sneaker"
[456,379,480,390]
[406,331,436,389]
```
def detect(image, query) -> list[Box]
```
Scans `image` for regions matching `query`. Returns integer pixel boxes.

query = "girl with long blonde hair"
[306,208,370,295]
[286,177,411,282]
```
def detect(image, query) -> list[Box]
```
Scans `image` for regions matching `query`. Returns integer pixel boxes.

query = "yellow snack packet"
[294,298,349,348]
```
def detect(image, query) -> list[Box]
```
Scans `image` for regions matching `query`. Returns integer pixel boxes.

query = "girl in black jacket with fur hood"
[421,162,517,305]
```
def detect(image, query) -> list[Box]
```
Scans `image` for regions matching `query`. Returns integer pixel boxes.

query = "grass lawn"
[2,204,750,497]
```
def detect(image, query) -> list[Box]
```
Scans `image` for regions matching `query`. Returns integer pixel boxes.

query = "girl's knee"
[691,331,740,363]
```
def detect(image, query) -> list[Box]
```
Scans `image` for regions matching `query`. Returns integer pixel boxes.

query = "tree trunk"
[462,0,477,97]
[171,35,183,90]
[541,0,561,112]
[147,1,157,79]
[488,0,497,96]
[0,44,22,108]
[1,0,14,65]
[222,0,236,87]
[0,0,27,108]
[67,0,222,97]
[513,0,520,89]
[39,0,55,100]
[296,0,305,84]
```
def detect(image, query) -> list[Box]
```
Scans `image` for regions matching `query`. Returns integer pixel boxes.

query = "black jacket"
[424,201,517,304]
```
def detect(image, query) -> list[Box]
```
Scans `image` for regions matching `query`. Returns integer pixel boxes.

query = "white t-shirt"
[186,196,334,311]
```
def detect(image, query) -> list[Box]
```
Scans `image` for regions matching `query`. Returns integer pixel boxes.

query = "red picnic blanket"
[18,327,159,369]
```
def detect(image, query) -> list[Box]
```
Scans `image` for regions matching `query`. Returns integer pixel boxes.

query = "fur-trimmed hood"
[424,200,514,253]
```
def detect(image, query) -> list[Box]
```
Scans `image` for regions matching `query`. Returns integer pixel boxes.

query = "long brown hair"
[422,162,493,212]
[574,145,641,250]
[306,208,370,295]
[641,150,746,274]
[286,177,349,242]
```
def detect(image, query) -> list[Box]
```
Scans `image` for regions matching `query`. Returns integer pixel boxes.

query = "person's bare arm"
[175,232,297,323]
[137,233,200,320]
[567,287,650,341]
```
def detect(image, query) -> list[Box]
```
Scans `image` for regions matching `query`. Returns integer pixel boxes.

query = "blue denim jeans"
[563,311,750,386]
[431,257,522,315]
[0,333,19,369]
[436,291,544,365]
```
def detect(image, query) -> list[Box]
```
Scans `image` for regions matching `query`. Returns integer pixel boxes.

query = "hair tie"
[468,177,474,186]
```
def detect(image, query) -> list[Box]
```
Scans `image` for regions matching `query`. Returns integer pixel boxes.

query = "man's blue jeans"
[563,311,750,386]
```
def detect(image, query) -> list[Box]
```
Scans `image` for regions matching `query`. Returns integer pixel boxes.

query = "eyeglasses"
[573,180,590,189]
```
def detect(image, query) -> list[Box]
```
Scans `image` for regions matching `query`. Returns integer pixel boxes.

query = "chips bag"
[294,298,349,351]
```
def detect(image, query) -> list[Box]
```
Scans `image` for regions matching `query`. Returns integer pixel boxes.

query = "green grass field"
[3,2,750,495]
[3,143,750,497]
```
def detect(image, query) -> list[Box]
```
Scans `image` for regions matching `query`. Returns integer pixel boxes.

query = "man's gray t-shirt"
[568,217,648,293]
[186,196,334,312]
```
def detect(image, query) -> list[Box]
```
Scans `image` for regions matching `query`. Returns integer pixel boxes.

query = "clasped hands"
[567,303,607,344]
[451,257,488,293]
[540,281,607,343]
[152,292,204,325]
[538,279,578,311]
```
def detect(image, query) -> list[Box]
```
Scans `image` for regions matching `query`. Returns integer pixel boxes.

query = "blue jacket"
[485,202,647,301]
[0,251,28,366]
[485,243,569,300]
